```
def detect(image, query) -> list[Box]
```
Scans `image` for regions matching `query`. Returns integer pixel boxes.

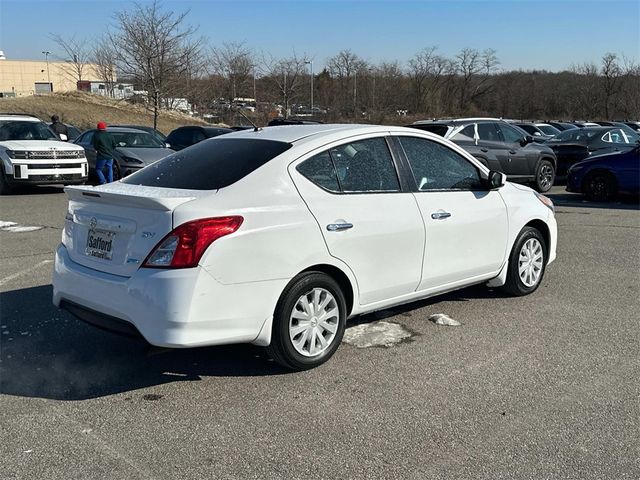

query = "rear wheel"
[584,171,616,202]
[112,162,121,181]
[532,160,555,193]
[267,272,346,371]
[502,227,548,296]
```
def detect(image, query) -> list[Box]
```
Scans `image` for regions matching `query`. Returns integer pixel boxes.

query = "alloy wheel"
[538,164,554,190]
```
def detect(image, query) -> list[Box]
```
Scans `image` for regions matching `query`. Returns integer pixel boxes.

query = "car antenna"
[235,107,261,132]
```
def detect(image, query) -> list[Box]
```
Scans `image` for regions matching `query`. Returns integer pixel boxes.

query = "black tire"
[0,170,13,195]
[501,227,548,297]
[584,171,617,202]
[112,162,121,181]
[266,271,347,371]
[532,159,555,193]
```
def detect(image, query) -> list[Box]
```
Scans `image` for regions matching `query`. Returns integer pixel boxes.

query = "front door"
[290,135,425,306]
[395,134,509,291]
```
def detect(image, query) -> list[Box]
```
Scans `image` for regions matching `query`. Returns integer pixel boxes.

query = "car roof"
[220,124,388,144]
[87,127,149,134]
[0,114,41,122]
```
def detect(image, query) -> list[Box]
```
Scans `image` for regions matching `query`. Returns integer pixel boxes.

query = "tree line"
[51,1,640,127]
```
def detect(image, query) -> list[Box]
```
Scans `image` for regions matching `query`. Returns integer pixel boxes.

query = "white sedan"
[52,124,557,370]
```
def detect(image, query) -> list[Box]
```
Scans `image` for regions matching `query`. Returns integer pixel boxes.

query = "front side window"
[398,136,483,191]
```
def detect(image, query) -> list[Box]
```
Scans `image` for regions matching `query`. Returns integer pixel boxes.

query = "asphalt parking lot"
[1,185,639,480]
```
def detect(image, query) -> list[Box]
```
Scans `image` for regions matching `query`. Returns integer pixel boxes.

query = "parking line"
[0,260,53,287]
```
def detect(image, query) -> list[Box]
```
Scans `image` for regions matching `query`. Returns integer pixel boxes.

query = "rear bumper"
[52,244,285,348]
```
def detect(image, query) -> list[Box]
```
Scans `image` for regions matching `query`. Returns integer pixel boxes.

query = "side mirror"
[165,143,171,149]
[533,132,541,136]
[520,135,534,146]
[487,170,506,189]
[59,133,68,141]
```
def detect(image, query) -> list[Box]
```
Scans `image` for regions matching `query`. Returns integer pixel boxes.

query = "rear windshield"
[122,138,292,190]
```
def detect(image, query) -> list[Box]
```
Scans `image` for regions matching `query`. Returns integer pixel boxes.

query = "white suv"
[0,113,88,194]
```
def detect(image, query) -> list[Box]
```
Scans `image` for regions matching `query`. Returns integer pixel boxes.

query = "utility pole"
[305,60,313,112]
[42,51,51,88]
[353,69,357,117]
[369,67,376,115]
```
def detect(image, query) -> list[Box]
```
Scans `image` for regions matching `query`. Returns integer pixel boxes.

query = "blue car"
[566,145,640,201]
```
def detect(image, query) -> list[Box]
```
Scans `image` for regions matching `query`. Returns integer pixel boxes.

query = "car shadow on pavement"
[547,192,639,211]
[5,185,67,196]
[0,285,288,401]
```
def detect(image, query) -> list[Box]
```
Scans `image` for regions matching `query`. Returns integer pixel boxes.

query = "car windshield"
[122,138,292,190]
[111,131,164,148]
[537,125,561,136]
[0,120,58,141]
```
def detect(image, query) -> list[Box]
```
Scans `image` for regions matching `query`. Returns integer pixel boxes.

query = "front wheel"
[0,170,14,195]
[502,227,548,296]
[584,171,616,202]
[532,160,555,193]
[267,272,347,371]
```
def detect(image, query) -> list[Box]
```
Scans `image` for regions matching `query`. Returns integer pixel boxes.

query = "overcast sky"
[1,0,638,72]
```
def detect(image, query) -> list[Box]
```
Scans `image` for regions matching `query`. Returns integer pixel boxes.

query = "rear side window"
[477,123,501,142]
[122,138,292,190]
[296,137,400,193]
[167,128,191,146]
[297,151,340,192]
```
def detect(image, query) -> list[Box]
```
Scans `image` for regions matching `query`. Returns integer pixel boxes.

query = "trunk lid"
[64,183,212,277]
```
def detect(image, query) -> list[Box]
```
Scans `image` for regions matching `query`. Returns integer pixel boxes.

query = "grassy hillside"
[0,92,211,135]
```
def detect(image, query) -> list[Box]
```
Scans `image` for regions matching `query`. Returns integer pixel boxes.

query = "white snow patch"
[0,221,17,228]
[343,320,412,348]
[429,313,461,326]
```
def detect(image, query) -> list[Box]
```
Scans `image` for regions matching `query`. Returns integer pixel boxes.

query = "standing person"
[92,122,117,184]
[50,115,69,140]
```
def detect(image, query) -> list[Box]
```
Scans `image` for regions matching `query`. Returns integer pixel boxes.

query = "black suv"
[407,118,558,192]
[165,126,233,151]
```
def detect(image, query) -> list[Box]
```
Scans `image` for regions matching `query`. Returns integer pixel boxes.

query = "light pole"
[42,50,51,86]
[369,67,376,115]
[304,60,313,112]
[353,69,357,117]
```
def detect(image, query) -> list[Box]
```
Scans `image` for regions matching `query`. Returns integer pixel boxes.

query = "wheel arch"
[538,155,557,169]
[300,264,356,316]
[524,218,550,252]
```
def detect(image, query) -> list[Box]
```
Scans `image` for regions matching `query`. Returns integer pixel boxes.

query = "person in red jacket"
[91,122,117,184]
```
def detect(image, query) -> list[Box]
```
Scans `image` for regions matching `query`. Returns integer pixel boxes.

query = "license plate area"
[85,229,116,260]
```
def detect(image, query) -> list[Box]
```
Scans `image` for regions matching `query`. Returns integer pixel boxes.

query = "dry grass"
[0,91,212,134]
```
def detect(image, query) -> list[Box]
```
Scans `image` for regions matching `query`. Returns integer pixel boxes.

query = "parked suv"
[408,118,558,192]
[0,113,88,194]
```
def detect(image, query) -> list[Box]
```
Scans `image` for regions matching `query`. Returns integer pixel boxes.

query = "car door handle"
[480,148,489,152]
[326,222,353,232]
[431,211,451,220]
[509,150,517,154]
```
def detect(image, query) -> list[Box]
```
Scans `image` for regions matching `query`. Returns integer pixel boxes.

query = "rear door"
[76,131,97,169]
[395,134,508,290]
[290,135,425,306]
[476,122,520,176]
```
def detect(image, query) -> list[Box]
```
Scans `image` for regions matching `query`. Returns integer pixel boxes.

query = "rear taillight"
[143,216,243,269]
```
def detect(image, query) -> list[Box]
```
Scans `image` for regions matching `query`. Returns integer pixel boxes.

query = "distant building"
[0,58,111,97]
[76,80,134,100]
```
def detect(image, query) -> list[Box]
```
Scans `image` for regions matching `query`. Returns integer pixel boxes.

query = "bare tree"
[108,0,203,128]
[600,53,622,119]
[407,47,451,114]
[260,52,310,117]
[49,33,91,82]
[210,42,255,102]
[326,50,368,116]
[455,48,500,112]
[93,39,118,97]
[570,62,600,119]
